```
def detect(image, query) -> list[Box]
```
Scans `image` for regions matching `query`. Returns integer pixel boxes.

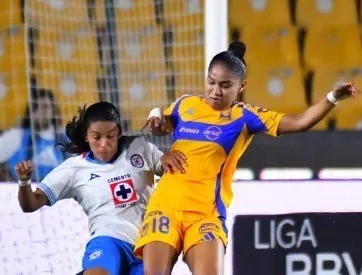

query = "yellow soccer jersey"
[150,95,284,217]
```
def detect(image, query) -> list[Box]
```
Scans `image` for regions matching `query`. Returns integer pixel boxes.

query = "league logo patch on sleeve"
[130,154,144,168]
[109,179,139,207]
[89,249,103,260]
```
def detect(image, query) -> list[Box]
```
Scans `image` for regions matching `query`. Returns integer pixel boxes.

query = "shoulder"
[127,135,158,151]
[59,154,84,168]
[241,103,270,115]
[122,136,161,159]
[173,94,202,105]
[121,135,145,149]
[121,135,149,154]
[177,93,195,100]
[169,94,205,113]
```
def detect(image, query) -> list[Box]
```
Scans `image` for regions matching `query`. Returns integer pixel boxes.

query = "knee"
[192,262,223,275]
[143,266,171,275]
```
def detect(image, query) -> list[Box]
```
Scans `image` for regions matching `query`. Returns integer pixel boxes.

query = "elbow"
[20,206,36,213]
[19,203,37,213]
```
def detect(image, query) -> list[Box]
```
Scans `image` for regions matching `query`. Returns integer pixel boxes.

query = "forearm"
[278,83,359,134]
[296,98,334,130]
[279,98,335,134]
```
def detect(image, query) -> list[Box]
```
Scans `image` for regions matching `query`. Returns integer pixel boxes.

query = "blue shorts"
[82,236,143,275]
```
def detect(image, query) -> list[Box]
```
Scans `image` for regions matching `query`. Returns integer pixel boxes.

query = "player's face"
[85,121,121,162]
[205,63,245,110]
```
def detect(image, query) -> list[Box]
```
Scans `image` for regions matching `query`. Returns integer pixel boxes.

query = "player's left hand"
[333,83,360,101]
[161,150,187,174]
[15,160,34,181]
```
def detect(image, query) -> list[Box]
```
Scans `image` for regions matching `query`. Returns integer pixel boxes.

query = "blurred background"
[0,0,361,182]
[0,0,362,274]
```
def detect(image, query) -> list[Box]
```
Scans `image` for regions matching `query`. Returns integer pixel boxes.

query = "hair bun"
[228,41,246,61]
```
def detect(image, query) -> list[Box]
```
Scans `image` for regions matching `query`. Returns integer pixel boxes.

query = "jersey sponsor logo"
[89,173,101,181]
[109,179,139,206]
[130,154,144,168]
[179,127,200,134]
[199,223,219,233]
[203,126,222,140]
[107,174,131,183]
[89,249,103,260]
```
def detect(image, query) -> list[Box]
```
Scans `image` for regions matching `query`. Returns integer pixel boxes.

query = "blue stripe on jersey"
[172,118,245,154]
[37,183,57,205]
[215,164,228,236]
[242,108,267,134]
[170,95,191,128]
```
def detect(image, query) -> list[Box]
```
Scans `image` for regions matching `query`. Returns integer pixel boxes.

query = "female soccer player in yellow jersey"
[135,41,360,275]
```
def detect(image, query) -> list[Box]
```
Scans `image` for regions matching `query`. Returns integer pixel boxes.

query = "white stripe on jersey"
[38,136,163,245]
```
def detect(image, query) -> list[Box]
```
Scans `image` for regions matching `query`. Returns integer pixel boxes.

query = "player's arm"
[278,83,360,134]
[142,108,173,136]
[16,160,49,212]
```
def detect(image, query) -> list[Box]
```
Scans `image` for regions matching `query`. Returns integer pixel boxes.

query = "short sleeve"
[37,159,75,205]
[163,94,191,131]
[163,101,176,117]
[143,139,164,177]
[243,105,285,137]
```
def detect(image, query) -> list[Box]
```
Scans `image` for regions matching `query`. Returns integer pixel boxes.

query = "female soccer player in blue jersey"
[15,102,186,275]
[135,41,360,275]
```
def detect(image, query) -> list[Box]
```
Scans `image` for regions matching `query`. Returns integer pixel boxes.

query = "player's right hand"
[161,150,188,174]
[142,116,161,131]
[142,116,167,135]
[15,160,34,181]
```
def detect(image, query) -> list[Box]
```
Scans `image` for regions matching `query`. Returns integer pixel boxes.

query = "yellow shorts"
[134,202,228,258]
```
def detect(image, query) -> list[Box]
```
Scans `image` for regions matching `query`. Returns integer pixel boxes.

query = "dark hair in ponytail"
[208,41,247,80]
[61,102,122,154]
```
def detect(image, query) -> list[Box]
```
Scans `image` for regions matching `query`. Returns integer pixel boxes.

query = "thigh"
[184,239,225,275]
[134,207,182,275]
[183,214,228,255]
[143,242,179,275]
[134,208,182,258]
[82,236,121,275]
[118,240,144,275]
